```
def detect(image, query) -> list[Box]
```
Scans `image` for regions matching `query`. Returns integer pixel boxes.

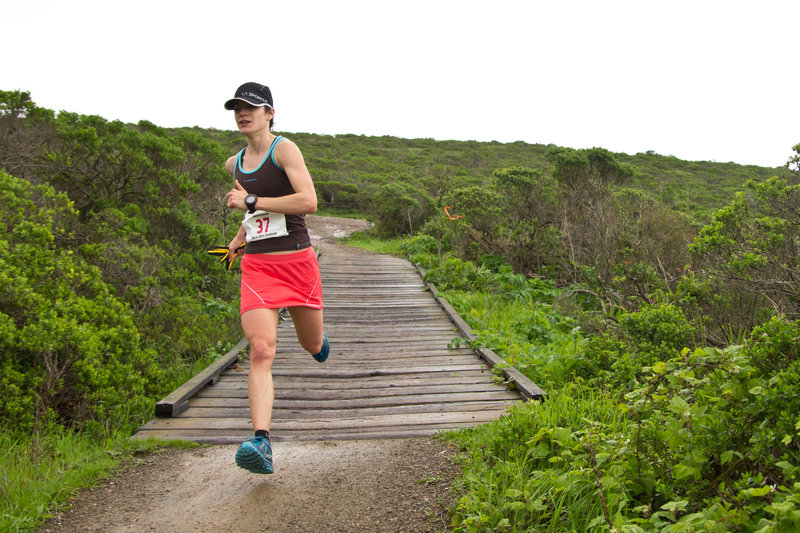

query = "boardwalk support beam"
[155,337,249,417]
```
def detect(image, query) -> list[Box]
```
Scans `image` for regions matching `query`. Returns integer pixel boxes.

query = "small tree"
[492,166,562,275]
[546,147,635,283]
[0,90,55,182]
[690,144,800,340]
[441,185,503,262]
[314,179,360,210]
[369,181,434,237]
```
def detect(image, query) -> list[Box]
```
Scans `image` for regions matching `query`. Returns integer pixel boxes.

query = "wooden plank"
[316,325,457,333]
[224,366,492,379]
[133,425,477,444]
[139,409,508,432]
[272,335,464,343]
[195,381,505,399]
[189,390,519,408]
[315,310,445,317]
[272,360,488,371]
[281,348,473,357]
[206,371,496,388]
[268,364,489,379]
[268,349,471,359]
[324,286,423,291]
[276,334,461,342]
[502,366,548,400]
[179,400,517,419]
[221,358,489,372]
[271,341,465,350]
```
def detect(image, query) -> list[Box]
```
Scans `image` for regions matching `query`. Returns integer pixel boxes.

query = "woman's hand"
[226,181,248,210]
[227,226,246,258]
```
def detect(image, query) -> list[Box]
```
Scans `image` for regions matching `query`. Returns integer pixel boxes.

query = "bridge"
[133,217,543,443]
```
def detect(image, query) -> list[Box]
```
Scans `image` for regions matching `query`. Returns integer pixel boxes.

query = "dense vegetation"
[2,88,797,531]
[1,91,240,530]
[1,91,242,437]
[398,233,800,531]
[376,141,800,530]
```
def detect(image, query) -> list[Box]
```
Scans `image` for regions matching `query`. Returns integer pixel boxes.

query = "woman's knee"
[301,336,323,355]
[288,308,324,354]
[249,336,277,364]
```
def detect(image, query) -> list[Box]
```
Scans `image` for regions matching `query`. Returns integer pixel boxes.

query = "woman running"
[222,82,329,474]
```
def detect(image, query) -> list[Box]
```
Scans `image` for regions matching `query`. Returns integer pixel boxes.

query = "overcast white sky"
[3,0,798,168]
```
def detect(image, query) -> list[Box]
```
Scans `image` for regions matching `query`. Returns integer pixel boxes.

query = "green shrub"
[450,326,800,531]
[578,303,698,393]
[448,385,630,532]
[619,303,697,364]
[740,317,800,468]
[0,173,162,432]
[0,93,244,434]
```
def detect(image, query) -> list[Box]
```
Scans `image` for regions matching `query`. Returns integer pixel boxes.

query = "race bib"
[242,210,289,242]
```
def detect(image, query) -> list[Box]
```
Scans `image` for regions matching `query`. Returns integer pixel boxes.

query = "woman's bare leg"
[287,306,325,355]
[241,308,280,431]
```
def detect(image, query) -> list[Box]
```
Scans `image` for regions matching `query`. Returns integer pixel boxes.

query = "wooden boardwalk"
[134,224,527,443]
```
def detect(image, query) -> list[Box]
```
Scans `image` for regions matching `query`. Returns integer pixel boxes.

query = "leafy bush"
[0,173,162,431]
[449,317,800,532]
[409,220,800,531]
[0,92,243,434]
[620,303,697,361]
[315,179,360,210]
[449,385,631,532]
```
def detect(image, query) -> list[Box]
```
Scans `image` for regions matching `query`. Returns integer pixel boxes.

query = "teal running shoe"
[313,333,329,363]
[235,436,273,474]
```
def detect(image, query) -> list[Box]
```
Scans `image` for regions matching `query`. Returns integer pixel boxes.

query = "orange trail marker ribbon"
[444,206,463,220]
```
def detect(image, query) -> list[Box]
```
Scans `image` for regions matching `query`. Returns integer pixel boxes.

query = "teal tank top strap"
[236,137,284,175]
[269,135,285,170]
[234,148,245,180]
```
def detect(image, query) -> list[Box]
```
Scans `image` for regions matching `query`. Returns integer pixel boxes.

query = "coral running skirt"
[240,247,323,314]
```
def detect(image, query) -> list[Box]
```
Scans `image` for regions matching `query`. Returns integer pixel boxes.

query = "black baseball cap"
[224,83,273,110]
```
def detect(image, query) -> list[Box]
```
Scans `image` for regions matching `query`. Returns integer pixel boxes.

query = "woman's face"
[233,102,273,134]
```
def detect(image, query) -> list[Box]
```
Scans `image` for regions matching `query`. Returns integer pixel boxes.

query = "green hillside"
[195,127,787,221]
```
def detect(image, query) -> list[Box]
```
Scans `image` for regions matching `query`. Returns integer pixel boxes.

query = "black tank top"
[233,136,312,253]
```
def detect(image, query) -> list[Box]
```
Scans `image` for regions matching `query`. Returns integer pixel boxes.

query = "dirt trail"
[40,216,462,533]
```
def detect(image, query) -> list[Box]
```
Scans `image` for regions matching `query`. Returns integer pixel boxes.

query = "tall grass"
[0,426,194,532]
[441,289,587,388]
[446,385,628,532]
[1,426,120,531]
[341,231,407,256]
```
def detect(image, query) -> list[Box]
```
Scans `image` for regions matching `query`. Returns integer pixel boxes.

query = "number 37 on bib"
[242,210,289,242]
